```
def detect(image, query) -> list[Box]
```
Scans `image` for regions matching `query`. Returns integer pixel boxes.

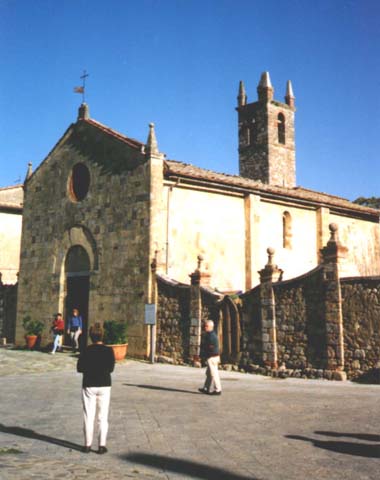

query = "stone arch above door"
[60,225,99,272]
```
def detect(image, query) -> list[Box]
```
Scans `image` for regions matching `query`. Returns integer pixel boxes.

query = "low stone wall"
[274,266,326,369]
[155,275,222,364]
[240,262,380,380]
[156,277,190,363]
[341,277,380,378]
[240,285,261,365]
[0,282,17,343]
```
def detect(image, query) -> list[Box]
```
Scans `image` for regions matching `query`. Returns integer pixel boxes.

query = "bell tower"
[237,72,296,188]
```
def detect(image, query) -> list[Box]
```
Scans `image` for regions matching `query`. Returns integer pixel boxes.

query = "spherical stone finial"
[329,223,338,233]
[149,122,155,129]
[266,247,275,266]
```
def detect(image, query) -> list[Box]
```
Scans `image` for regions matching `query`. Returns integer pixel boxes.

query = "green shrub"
[103,320,128,344]
[22,316,44,336]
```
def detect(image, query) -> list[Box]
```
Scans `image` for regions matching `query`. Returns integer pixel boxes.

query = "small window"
[283,211,292,249]
[245,126,250,145]
[250,119,258,144]
[278,113,285,144]
[69,163,90,202]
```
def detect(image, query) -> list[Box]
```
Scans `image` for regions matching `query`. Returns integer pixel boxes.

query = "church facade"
[14,73,380,356]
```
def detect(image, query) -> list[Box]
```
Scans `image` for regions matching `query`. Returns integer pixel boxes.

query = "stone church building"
[14,72,380,359]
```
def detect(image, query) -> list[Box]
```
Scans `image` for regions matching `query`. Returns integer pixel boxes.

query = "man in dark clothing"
[198,320,222,395]
[77,323,115,454]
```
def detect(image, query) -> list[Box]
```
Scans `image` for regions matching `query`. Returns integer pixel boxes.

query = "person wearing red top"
[50,313,65,354]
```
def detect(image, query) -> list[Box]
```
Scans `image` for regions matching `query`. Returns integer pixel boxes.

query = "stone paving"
[0,347,379,479]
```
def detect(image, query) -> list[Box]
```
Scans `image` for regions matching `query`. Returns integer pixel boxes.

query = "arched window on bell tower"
[283,211,292,249]
[278,113,285,144]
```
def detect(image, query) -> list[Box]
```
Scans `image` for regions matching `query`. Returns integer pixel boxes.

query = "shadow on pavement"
[286,434,380,458]
[0,423,83,452]
[123,383,200,395]
[122,452,257,479]
[315,431,380,442]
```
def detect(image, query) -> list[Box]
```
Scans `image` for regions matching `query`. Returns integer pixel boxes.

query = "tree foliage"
[353,197,380,209]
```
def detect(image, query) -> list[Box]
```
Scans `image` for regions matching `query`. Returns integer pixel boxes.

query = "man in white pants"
[198,320,222,395]
[77,323,115,454]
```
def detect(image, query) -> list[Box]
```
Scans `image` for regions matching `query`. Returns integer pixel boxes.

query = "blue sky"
[1,0,379,200]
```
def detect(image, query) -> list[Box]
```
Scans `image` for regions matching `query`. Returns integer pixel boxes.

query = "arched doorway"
[65,245,90,349]
[219,296,241,363]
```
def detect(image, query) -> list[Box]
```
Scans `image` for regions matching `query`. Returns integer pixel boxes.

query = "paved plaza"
[0,348,379,479]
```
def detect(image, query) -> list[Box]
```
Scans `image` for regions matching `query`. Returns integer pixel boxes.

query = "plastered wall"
[330,214,380,276]
[0,212,22,284]
[164,186,246,292]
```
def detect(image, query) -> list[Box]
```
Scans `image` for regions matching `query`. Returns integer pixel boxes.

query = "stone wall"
[240,228,380,380]
[240,285,261,365]
[237,77,295,188]
[0,282,17,343]
[15,119,157,356]
[274,267,326,369]
[156,277,190,363]
[155,273,223,364]
[341,277,380,378]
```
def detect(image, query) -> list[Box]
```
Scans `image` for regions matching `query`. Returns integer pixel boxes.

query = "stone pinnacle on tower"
[237,80,247,107]
[145,123,159,156]
[77,102,90,121]
[24,162,33,183]
[285,80,295,108]
[257,71,274,102]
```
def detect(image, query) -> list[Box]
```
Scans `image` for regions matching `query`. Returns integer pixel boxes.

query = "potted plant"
[103,320,128,361]
[22,316,44,350]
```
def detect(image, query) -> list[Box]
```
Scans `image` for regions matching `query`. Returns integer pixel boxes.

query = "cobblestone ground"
[0,347,379,480]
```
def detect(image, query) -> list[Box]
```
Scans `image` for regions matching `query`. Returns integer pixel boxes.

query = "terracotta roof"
[81,118,144,150]
[0,184,23,210]
[164,160,379,217]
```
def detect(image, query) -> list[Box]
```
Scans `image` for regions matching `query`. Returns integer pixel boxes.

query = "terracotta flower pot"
[108,343,128,361]
[26,335,38,350]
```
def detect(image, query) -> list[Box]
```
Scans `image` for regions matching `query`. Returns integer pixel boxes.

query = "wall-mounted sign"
[144,303,156,325]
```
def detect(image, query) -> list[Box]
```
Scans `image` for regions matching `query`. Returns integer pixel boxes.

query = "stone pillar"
[150,253,158,305]
[147,254,158,363]
[258,248,283,368]
[320,223,348,379]
[189,255,211,365]
[145,123,165,358]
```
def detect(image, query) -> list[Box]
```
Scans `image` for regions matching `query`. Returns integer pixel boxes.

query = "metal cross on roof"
[74,70,89,103]
[80,70,89,102]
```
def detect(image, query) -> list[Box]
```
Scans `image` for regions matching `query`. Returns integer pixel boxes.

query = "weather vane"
[73,70,89,103]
